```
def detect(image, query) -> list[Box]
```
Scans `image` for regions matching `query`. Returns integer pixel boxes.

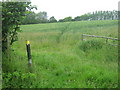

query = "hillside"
[3,20,118,88]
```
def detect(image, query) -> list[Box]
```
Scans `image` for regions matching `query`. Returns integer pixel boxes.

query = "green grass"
[3,20,118,88]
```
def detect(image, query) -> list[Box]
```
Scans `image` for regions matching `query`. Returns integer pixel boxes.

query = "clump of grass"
[2,72,37,88]
[79,39,104,52]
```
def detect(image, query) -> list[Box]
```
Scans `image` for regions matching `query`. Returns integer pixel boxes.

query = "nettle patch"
[2,72,37,88]
[79,39,104,52]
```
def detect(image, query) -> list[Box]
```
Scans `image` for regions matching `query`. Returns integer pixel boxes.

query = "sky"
[29,0,119,20]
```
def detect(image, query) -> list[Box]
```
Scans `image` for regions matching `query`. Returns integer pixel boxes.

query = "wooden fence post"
[106,38,108,43]
[26,40,32,66]
[82,34,83,41]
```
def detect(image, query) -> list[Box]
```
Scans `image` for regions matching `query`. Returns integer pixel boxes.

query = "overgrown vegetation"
[2,1,35,51]
[79,39,104,52]
[2,1,36,89]
[3,72,37,88]
[2,20,118,88]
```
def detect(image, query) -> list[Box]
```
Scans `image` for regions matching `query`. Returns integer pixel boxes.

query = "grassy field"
[3,20,118,88]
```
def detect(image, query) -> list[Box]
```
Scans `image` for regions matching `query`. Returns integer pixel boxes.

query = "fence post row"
[26,40,32,66]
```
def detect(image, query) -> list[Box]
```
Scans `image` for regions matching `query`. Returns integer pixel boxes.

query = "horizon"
[31,0,119,20]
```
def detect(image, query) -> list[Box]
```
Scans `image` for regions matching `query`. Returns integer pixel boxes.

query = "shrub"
[2,72,37,88]
[79,39,104,52]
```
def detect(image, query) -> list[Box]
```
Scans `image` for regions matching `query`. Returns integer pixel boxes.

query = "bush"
[2,72,37,88]
[79,39,104,52]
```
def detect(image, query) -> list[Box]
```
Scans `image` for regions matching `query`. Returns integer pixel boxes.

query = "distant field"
[3,20,118,88]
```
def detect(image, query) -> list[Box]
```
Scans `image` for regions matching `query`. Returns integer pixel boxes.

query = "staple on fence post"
[26,40,32,66]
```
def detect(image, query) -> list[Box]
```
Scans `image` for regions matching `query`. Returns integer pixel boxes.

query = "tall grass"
[3,20,118,88]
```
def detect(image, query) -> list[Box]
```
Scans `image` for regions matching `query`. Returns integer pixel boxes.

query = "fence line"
[108,43,120,46]
[82,34,120,41]
[82,34,120,46]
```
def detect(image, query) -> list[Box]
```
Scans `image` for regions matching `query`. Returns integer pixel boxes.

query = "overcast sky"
[30,0,119,20]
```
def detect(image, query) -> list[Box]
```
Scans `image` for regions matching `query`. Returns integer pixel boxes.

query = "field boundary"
[82,34,120,46]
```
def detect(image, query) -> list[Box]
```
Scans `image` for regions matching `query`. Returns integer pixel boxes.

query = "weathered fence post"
[26,40,32,66]
[82,34,84,41]
[106,38,108,43]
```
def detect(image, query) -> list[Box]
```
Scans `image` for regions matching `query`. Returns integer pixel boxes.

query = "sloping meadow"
[3,20,118,88]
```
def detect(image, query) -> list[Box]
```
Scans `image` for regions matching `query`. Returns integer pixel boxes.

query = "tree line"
[73,10,118,21]
[22,11,57,24]
[22,10,118,24]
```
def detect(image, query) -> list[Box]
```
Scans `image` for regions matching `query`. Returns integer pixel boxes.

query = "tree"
[63,16,72,22]
[22,11,37,24]
[35,11,48,23]
[2,1,35,52]
[49,16,57,23]
[58,19,64,22]
[74,16,81,21]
